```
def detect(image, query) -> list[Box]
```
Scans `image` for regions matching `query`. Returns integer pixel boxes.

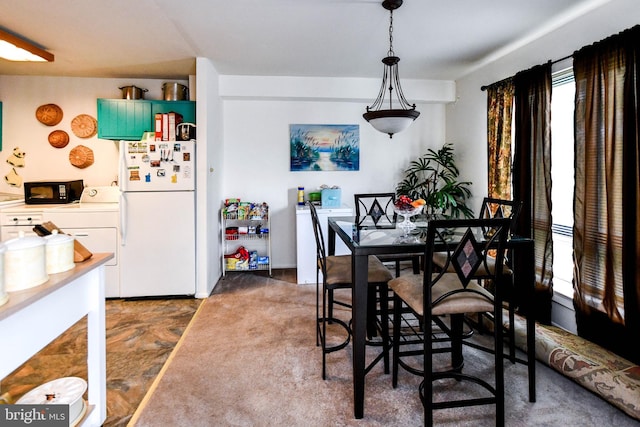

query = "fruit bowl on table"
[393,205,423,218]
[393,204,423,234]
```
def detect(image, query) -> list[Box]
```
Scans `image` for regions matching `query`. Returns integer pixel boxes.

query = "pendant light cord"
[388,9,394,57]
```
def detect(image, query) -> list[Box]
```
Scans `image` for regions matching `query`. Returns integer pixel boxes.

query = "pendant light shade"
[364,109,420,136]
[363,0,419,138]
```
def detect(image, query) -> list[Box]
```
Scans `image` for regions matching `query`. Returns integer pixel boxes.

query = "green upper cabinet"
[150,100,196,124]
[97,99,151,140]
[97,99,196,141]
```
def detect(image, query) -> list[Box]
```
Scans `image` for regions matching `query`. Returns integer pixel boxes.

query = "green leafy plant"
[396,142,473,219]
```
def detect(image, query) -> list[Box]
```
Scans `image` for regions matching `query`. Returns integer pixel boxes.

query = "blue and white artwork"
[290,124,360,171]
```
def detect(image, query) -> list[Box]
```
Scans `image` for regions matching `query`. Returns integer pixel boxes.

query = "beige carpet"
[130,273,640,426]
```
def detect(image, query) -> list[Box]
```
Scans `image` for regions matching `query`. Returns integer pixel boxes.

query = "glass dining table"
[327,216,537,419]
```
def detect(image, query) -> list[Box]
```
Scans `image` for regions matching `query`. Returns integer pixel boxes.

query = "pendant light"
[363,0,419,138]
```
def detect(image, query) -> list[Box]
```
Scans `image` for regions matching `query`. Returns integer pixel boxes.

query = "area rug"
[130,274,639,426]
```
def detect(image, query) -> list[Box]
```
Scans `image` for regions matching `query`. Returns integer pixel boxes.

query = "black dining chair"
[308,202,393,379]
[354,193,421,277]
[432,197,523,361]
[477,197,524,359]
[388,217,511,426]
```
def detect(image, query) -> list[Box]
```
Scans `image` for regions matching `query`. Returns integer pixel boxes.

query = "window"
[550,68,575,297]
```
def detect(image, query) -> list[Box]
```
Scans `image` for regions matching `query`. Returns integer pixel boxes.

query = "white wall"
[195,58,223,297]
[220,75,453,269]
[447,0,640,331]
[0,75,187,191]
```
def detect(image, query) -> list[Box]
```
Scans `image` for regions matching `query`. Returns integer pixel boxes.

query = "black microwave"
[24,180,84,204]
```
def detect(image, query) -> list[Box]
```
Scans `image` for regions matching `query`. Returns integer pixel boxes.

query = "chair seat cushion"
[389,273,494,317]
[324,255,393,286]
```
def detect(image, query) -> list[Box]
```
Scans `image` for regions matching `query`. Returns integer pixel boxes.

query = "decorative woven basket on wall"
[69,145,94,169]
[35,104,63,126]
[71,114,97,138]
[48,130,70,148]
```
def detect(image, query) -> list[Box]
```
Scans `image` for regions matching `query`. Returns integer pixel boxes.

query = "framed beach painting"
[290,124,360,171]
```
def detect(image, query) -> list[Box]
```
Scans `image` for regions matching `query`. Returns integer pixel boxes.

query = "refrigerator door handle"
[118,140,128,193]
[120,192,127,246]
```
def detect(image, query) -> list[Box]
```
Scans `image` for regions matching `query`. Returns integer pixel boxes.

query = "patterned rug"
[512,315,640,421]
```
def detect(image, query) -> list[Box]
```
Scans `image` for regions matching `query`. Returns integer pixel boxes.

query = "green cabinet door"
[97,99,196,141]
[97,99,152,140]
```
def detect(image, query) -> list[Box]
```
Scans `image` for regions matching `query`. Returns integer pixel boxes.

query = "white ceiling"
[0,0,616,81]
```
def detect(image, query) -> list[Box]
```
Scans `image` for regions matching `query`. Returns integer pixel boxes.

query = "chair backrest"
[423,217,511,309]
[479,197,523,235]
[354,193,397,227]
[308,201,328,276]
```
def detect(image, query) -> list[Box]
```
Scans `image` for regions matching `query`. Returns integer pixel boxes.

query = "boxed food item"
[237,203,251,220]
[235,259,249,270]
[225,227,239,240]
[249,251,258,270]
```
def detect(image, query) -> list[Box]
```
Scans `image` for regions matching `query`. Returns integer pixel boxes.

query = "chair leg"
[322,285,327,380]
[328,288,334,321]
[319,285,351,380]
[495,304,505,426]
[411,256,421,274]
[392,293,402,388]
[316,278,320,347]
[367,289,378,339]
[508,304,516,363]
[378,283,390,374]
[323,283,330,380]
[450,314,464,372]
[423,312,434,427]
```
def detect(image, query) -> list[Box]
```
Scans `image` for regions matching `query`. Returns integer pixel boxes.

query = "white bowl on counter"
[3,232,48,292]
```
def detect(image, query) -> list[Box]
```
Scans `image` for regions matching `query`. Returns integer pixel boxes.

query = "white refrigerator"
[118,134,196,297]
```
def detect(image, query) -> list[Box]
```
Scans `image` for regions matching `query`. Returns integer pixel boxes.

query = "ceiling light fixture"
[363,0,419,138]
[0,28,54,62]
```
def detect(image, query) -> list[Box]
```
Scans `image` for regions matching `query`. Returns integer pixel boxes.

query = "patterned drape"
[486,79,514,200]
[573,25,640,364]
[513,63,554,324]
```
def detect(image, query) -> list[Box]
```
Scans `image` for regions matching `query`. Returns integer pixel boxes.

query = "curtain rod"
[480,53,573,91]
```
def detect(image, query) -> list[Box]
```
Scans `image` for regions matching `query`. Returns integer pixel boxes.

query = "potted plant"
[396,142,473,219]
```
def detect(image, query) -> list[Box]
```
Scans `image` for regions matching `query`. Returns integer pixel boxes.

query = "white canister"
[4,233,48,292]
[45,230,75,274]
[16,377,87,425]
[0,242,7,306]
